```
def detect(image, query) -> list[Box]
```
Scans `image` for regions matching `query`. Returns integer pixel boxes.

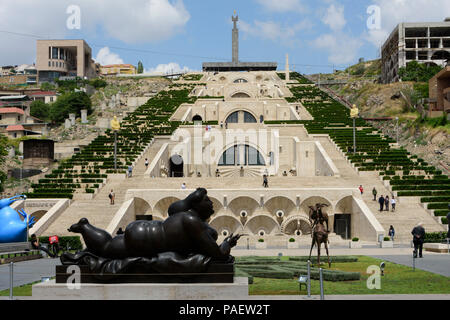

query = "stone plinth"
[64,119,71,129]
[81,109,88,123]
[32,277,249,300]
[69,113,76,125]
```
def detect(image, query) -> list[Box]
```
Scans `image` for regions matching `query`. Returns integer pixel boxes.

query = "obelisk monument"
[232,11,239,65]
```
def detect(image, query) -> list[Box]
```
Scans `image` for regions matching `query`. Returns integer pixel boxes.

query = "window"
[52,47,58,59]
[219,145,265,166]
[18,116,21,121]
[226,111,256,123]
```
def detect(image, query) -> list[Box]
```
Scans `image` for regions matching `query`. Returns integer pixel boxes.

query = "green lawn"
[0,281,39,297]
[249,256,450,295]
[2,256,449,297]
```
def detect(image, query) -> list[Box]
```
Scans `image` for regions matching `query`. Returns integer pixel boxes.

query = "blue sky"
[1,0,449,74]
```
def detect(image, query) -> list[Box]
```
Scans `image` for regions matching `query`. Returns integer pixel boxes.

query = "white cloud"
[365,0,450,47]
[145,62,191,75]
[312,33,363,65]
[94,47,124,65]
[322,4,346,31]
[0,0,190,64]
[240,19,313,45]
[254,0,307,13]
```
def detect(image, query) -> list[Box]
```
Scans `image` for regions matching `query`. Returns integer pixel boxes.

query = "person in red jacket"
[359,185,364,195]
[49,235,60,257]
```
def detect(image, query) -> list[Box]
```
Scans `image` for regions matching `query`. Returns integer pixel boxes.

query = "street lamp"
[110,116,121,171]
[350,105,359,154]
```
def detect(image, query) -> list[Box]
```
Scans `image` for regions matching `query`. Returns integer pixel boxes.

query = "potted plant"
[350,237,362,248]
[288,237,299,249]
[381,236,394,248]
[256,238,267,249]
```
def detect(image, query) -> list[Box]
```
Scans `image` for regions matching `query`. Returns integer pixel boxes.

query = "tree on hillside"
[49,91,92,124]
[30,100,50,121]
[399,61,442,82]
[137,61,144,74]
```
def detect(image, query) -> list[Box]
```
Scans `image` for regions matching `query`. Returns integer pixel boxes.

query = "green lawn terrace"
[26,88,198,200]
[275,76,449,225]
[278,72,314,85]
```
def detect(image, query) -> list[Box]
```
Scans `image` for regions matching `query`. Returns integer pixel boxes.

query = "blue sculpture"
[0,195,35,243]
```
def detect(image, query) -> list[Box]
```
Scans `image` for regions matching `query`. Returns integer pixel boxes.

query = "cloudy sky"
[0,0,449,74]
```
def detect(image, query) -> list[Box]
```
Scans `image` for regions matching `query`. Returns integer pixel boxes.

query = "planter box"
[287,242,299,249]
[349,241,362,249]
[381,241,394,248]
[255,242,267,249]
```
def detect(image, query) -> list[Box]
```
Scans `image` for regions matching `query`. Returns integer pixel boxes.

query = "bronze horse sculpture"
[308,203,331,267]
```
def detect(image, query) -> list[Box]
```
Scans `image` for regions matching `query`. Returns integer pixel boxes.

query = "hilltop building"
[381,18,450,83]
[36,39,99,83]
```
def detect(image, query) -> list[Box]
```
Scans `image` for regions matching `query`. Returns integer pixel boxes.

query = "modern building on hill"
[429,66,450,119]
[100,64,137,76]
[381,18,450,83]
[36,39,99,83]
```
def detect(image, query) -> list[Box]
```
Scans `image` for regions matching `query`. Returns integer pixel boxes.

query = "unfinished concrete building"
[381,18,450,83]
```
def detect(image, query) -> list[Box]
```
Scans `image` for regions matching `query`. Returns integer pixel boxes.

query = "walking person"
[388,225,395,242]
[359,185,364,195]
[263,175,268,188]
[48,235,60,258]
[411,222,425,258]
[378,195,385,212]
[109,189,115,205]
[144,158,149,171]
[181,182,186,190]
[128,165,133,178]
[385,195,390,211]
[391,196,396,212]
[372,187,377,201]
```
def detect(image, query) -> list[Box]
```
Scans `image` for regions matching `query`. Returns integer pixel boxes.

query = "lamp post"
[110,116,121,171]
[350,105,359,154]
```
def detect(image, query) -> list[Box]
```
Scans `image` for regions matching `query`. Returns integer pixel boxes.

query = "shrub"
[383,237,391,241]
[424,232,447,243]
[352,237,359,242]
[289,238,295,242]
[30,100,50,121]
[258,239,264,243]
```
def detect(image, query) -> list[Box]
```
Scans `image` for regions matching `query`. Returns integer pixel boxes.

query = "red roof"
[27,91,56,97]
[0,107,25,115]
[6,125,25,131]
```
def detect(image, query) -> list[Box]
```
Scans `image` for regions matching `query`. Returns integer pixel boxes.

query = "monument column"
[285,54,290,82]
[232,12,239,65]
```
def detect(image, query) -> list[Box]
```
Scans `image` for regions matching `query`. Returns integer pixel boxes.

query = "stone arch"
[208,197,224,216]
[134,197,151,215]
[216,141,267,166]
[281,215,312,235]
[264,196,296,217]
[244,215,280,235]
[228,196,260,218]
[335,196,353,214]
[230,91,252,99]
[300,196,333,216]
[233,78,248,83]
[192,114,203,122]
[153,197,181,217]
[209,215,243,236]
[224,108,258,124]
[30,210,47,223]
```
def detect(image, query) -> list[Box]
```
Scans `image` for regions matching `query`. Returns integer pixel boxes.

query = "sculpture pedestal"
[32,277,249,300]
